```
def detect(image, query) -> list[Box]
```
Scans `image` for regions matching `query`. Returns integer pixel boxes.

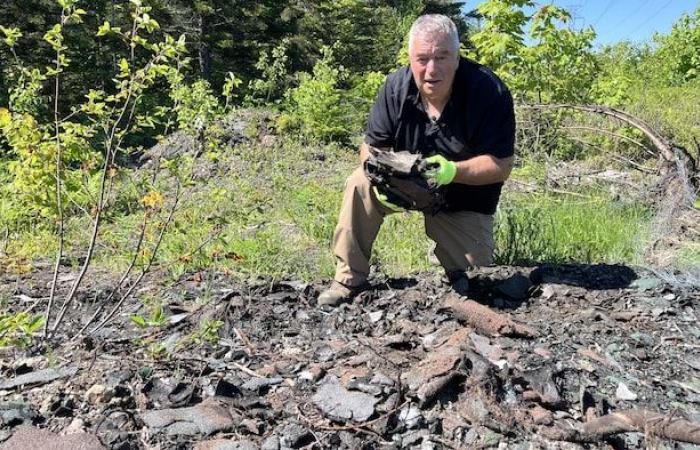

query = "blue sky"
[461,0,699,47]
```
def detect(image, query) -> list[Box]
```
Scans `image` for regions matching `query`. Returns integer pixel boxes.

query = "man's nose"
[426,58,438,74]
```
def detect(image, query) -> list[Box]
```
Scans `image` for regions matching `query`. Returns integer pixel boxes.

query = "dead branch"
[560,125,656,157]
[521,104,698,178]
[89,180,181,334]
[74,211,150,337]
[542,410,700,444]
[444,294,538,338]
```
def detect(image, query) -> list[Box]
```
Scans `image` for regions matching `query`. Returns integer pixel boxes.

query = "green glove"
[372,186,405,212]
[425,155,457,186]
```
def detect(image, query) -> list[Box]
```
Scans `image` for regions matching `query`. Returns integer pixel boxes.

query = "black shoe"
[446,271,470,296]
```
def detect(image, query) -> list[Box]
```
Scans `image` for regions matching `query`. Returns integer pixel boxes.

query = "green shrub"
[285,47,349,141]
[283,48,384,142]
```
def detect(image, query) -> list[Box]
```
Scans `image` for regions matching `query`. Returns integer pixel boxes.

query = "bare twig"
[89,180,181,333]
[44,8,69,339]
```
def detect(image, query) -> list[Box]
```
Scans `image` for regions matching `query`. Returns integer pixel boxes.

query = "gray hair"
[408,14,460,56]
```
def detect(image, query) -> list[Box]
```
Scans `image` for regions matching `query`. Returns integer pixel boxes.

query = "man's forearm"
[452,155,513,185]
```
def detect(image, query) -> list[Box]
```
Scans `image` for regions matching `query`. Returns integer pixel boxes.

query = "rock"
[261,435,280,450]
[0,426,106,450]
[370,372,394,387]
[463,429,479,445]
[141,398,235,436]
[297,365,325,384]
[533,346,552,359]
[367,311,384,323]
[64,418,87,434]
[496,273,532,300]
[616,382,638,401]
[85,384,114,405]
[0,366,78,390]
[541,284,556,299]
[482,431,502,447]
[240,418,261,435]
[313,381,378,422]
[630,332,654,347]
[398,406,423,429]
[630,276,661,291]
[530,405,553,425]
[106,370,133,386]
[402,429,429,446]
[194,440,257,450]
[279,422,312,448]
[470,333,505,365]
[0,401,33,426]
[241,376,283,392]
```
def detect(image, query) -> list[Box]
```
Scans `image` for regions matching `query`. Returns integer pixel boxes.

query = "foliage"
[191,319,224,345]
[0,312,45,348]
[130,304,168,329]
[0,0,188,227]
[282,47,386,142]
[284,47,349,141]
[647,6,700,86]
[247,38,291,104]
[468,0,597,103]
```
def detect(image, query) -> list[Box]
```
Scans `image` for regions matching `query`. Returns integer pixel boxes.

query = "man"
[318,14,515,306]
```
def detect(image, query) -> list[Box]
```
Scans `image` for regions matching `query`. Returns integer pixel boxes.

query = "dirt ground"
[1,263,699,449]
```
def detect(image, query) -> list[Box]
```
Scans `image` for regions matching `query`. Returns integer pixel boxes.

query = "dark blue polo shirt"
[364,58,515,215]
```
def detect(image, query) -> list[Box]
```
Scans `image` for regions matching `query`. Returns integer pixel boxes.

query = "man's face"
[409,32,459,104]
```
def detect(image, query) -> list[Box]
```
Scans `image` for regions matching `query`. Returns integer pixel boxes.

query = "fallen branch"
[542,410,700,444]
[444,294,538,338]
[521,103,698,182]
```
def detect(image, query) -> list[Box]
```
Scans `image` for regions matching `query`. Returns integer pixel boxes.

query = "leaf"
[25,315,45,333]
[0,108,10,128]
[96,21,111,37]
[130,315,148,328]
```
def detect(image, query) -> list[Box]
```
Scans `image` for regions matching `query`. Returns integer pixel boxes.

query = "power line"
[627,0,675,38]
[614,0,654,29]
[593,1,615,26]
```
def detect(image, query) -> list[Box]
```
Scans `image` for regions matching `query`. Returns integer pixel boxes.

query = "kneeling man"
[319,14,516,306]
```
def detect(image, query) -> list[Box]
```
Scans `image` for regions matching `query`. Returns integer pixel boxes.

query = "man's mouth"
[425,80,441,86]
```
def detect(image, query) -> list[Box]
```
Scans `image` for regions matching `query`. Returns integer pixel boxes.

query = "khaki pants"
[332,167,494,287]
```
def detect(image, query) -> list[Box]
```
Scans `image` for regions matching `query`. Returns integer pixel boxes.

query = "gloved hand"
[372,186,405,212]
[424,155,457,186]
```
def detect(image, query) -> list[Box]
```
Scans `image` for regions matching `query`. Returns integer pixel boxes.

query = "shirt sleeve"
[364,79,398,148]
[473,82,516,159]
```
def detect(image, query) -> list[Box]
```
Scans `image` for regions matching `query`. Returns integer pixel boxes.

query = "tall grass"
[494,193,650,265]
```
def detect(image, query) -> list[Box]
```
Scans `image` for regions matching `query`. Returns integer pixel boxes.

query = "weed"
[130,304,168,329]
[191,319,224,345]
[0,312,45,348]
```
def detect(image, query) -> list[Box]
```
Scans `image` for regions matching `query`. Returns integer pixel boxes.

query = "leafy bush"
[0,312,44,348]
[284,47,349,141]
[283,47,384,142]
[468,1,597,103]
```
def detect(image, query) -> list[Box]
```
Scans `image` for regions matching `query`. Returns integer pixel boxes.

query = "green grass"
[494,192,650,265]
[677,243,700,271]
[0,134,662,281]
